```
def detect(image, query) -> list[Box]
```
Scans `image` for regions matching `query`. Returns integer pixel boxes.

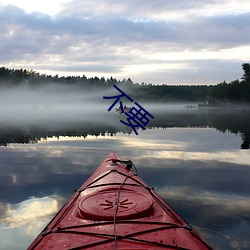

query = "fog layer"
[0,85,109,123]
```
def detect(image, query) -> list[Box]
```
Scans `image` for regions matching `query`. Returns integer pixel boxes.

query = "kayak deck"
[28,152,213,249]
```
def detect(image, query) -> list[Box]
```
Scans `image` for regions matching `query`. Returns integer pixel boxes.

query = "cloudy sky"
[0,0,250,85]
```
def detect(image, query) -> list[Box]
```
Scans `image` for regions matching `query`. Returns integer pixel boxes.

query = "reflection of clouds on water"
[0,196,61,250]
[152,150,250,166]
[118,135,185,150]
[1,100,249,148]
[157,186,250,216]
[157,187,250,249]
[0,127,249,249]
[194,223,250,250]
[0,196,59,229]
[1,130,249,193]
[116,127,243,152]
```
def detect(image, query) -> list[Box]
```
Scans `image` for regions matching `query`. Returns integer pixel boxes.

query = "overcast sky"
[0,0,250,85]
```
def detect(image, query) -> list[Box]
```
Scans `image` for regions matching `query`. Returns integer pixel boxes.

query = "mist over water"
[0,85,106,122]
[0,84,250,249]
[1,84,250,149]
[0,84,199,129]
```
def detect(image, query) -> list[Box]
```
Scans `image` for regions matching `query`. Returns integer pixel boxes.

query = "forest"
[0,63,250,105]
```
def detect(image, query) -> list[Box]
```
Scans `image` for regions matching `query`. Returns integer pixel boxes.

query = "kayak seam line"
[54,225,191,250]
[39,170,145,241]
[40,191,82,239]
[81,182,142,189]
[148,189,186,225]
[29,191,82,249]
[78,169,151,193]
[27,154,213,250]
[147,190,213,249]
[82,170,114,189]
[56,220,181,230]
[55,225,192,235]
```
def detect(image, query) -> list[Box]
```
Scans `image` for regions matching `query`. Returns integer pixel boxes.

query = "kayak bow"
[28,152,213,249]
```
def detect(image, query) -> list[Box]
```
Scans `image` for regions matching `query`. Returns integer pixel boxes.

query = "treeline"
[208,63,250,104]
[0,63,250,104]
[1,108,249,148]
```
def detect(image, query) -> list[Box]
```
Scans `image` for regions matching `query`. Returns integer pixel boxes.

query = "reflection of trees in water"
[0,109,250,149]
[152,109,250,149]
[0,131,38,146]
[208,110,250,150]
[241,134,250,149]
[0,123,134,146]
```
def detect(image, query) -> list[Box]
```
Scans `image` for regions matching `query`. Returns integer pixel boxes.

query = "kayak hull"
[28,152,213,249]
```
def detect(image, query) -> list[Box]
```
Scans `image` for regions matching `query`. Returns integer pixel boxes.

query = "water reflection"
[0,196,62,250]
[0,109,250,249]
[1,196,59,228]
[0,107,250,149]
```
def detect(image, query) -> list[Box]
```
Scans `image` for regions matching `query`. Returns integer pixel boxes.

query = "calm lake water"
[0,105,250,249]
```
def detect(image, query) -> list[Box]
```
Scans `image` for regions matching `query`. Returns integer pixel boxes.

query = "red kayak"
[28,152,213,249]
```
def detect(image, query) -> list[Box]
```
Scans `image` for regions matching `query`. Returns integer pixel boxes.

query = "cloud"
[0,196,61,249]
[58,0,244,19]
[157,186,250,216]
[9,5,248,49]
[0,196,59,229]
[0,1,250,84]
